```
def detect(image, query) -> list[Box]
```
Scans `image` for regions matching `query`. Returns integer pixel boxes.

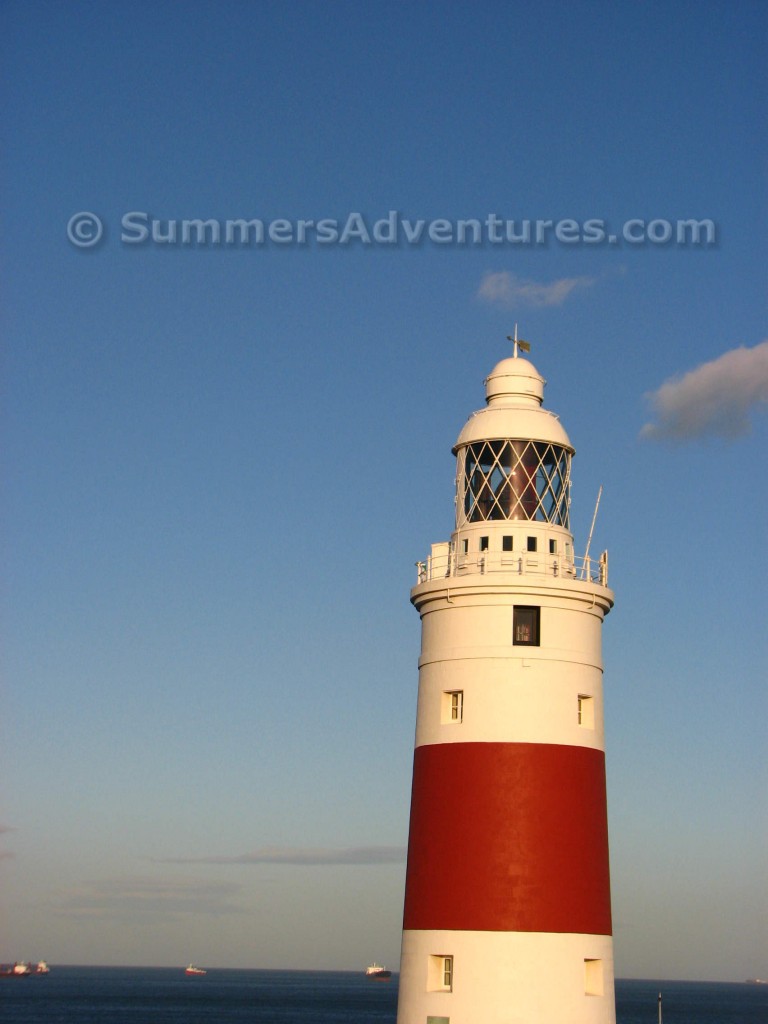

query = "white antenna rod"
[658,991,663,1024]
[583,485,603,565]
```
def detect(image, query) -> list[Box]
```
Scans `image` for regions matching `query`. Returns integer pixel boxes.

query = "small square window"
[527,536,537,552]
[502,536,513,552]
[584,958,603,996]
[513,606,540,646]
[442,956,453,990]
[442,690,463,724]
[577,695,595,728]
[428,954,453,992]
[479,536,489,552]
[549,539,557,554]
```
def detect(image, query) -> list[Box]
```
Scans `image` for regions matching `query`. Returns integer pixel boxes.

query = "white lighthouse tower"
[397,340,615,1024]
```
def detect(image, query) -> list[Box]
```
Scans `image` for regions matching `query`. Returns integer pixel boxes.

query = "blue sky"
[2,0,766,981]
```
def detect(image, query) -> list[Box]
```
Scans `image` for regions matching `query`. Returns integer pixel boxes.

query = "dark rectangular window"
[527,536,537,552]
[480,536,489,552]
[514,606,540,646]
[502,536,513,552]
[549,539,557,554]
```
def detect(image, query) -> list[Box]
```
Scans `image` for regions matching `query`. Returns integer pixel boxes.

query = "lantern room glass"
[458,440,571,527]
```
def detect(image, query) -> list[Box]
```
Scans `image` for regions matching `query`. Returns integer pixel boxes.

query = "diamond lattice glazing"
[458,440,571,527]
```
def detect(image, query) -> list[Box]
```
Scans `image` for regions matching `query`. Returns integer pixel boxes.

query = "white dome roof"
[453,356,573,452]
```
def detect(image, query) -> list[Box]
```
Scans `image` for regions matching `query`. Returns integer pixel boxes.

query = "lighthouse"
[396,341,615,1024]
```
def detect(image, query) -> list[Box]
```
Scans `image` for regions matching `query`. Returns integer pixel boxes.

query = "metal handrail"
[416,548,608,587]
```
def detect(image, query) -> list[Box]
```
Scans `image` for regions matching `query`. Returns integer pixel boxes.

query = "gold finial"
[506,324,531,357]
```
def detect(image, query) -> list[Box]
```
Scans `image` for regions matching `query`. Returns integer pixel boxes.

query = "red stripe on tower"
[403,742,612,935]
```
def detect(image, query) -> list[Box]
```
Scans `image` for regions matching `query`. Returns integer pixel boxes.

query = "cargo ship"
[0,961,49,977]
[365,963,392,980]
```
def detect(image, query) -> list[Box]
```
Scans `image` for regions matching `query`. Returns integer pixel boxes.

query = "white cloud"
[156,845,406,866]
[641,340,768,442]
[477,271,595,309]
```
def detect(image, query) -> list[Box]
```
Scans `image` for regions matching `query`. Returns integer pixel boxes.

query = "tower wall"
[396,352,616,1024]
[398,931,615,1024]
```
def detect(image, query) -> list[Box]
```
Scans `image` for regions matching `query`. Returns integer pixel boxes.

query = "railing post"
[600,550,608,586]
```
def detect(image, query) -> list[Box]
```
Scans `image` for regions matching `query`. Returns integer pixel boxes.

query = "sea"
[1,968,766,1024]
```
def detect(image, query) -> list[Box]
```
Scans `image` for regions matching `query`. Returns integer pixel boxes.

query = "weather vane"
[506,323,531,357]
